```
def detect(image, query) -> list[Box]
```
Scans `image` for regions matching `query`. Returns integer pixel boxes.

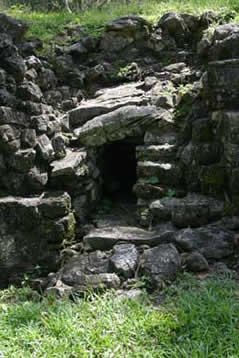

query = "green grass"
[0,0,239,44]
[0,275,239,357]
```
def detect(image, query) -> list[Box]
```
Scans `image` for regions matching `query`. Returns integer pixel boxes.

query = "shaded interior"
[100,138,142,200]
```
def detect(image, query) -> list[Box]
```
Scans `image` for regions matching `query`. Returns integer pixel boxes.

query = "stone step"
[149,193,225,228]
[83,223,177,250]
[136,144,178,162]
[133,182,186,200]
[137,160,183,186]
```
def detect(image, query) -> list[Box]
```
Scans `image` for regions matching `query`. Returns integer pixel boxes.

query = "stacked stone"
[0,15,59,195]
[204,24,239,211]
[0,192,74,287]
[0,14,78,284]
[50,148,101,227]
[0,10,238,294]
[135,114,184,226]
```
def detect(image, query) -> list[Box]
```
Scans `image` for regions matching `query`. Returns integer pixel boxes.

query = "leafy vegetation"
[0,0,239,44]
[0,275,239,356]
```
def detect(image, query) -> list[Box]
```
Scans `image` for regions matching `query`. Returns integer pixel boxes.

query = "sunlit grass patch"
[0,276,239,357]
[0,0,239,44]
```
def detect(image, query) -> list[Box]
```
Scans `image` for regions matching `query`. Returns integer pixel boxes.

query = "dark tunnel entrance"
[99,139,142,201]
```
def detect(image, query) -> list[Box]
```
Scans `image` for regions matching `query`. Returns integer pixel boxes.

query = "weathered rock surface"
[100,15,151,52]
[0,192,73,286]
[209,24,239,61]
[175,225,235,259]
[184,252,209,272]
[69,82,146,128]
[150,194,224,227]
[0,13,28,43]
[110,244,139,278]
[84,223,177,250]
[52,251,121,292]
[141,244,181,288]
[74,105,164,146]
[84,226,154,250]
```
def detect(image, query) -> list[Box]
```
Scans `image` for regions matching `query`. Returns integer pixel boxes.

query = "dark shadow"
[99,138,142,202]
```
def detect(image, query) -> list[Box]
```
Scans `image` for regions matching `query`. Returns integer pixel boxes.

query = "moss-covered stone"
[199,165,226,196]
[63,212,76,244]
[192,118,213,144]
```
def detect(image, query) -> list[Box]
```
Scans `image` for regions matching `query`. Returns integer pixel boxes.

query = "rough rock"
[150,194,224,227]
[207,60,239,109]
[0,13,28,43]
[210,262,233,276]
[50,150,94,196]
[0,34,26,82]
[17,81,43,102]
[0,124,20,152]
[137,161,182,186]
[50,150,86,177]
[36,134,54,161]
[209,24,239,61]
[75,105,164,147]
[110,244,139,278]
[136,144,177,162]
[100,15,151,52]
[184,252,209,272]
[7,149,36,172]
[141,244,181,288]
[53,54,85,86]
[133,182,185,200]
[69,82,146,128]
[57,251,121,291]
[61,251,111,283]
[158,12,189,45]
[0,192,73,287]
[175,225,235,259]
[47,273,120,296]
[0,106,29,127]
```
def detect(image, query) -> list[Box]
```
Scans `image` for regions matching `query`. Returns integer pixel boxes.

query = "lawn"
[0,274,239,357]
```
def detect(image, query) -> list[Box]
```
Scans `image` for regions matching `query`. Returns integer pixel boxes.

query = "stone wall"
[0,11,239,290]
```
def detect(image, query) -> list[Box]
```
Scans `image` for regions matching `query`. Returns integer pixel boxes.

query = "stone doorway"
[100,139,141,201]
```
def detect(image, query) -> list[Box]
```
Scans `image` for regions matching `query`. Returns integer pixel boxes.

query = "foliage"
[178,84,194,98]
[0,276,239,356]
[0,0,239,45]
[144,176,160,185]
[166,189,176,198]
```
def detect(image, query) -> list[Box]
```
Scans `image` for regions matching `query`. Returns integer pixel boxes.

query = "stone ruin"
[0,11,239,295]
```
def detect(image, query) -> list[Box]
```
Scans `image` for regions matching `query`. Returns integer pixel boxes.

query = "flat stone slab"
[137,160,182,186]
[69,82,146,127]
[150,193,224,227]
[84,226,152,250]
[84,223,177,250]
[136,144,177,161]
[50,150,87,177]
[74,105,165,147]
